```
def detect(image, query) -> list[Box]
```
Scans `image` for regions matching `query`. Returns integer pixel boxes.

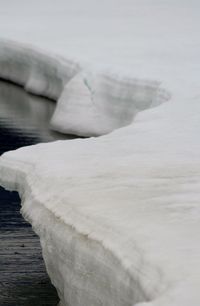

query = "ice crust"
[0,0,200,305]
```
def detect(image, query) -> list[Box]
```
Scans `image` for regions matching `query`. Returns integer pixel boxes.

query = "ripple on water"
[0,80,71,306]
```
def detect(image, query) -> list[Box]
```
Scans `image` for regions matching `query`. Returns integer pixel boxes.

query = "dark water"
[0,80,70,306]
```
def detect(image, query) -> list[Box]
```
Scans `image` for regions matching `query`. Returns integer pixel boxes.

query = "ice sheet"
[0,0,200,305]
[1,95,200,305]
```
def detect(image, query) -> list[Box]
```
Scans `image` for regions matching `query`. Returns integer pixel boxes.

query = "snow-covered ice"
[0,40,170,136]
[0,40,80,100]
[0,0,200,305]
[51,72,170,136]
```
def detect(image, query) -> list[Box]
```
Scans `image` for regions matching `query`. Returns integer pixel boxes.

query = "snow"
[0,0,200,305]
[0,40,170,136]
[51,72,170,136]
[0,40,80,100]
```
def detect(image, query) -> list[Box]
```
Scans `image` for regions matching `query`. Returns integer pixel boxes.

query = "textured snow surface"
[0,0,200,305]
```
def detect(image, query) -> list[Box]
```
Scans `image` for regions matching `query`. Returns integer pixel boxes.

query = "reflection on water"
[0,80,69,306]
[0,79,70,147]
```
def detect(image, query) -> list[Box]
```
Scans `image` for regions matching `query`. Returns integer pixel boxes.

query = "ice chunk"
[51,72,170,136]
[0,40,80,100]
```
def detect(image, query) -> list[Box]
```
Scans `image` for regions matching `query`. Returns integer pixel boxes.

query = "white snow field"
[0,0,200,305]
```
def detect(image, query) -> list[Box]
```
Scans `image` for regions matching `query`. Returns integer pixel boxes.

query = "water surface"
[0,80,70,306]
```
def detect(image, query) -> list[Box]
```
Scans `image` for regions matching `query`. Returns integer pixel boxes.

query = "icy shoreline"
[0,40,80,101]
[0,63,200,304]
[0,155,165,305]
[1,98,200,305]
[0,1,200,304]
[0,40,173,305]
[0,40,170,137]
